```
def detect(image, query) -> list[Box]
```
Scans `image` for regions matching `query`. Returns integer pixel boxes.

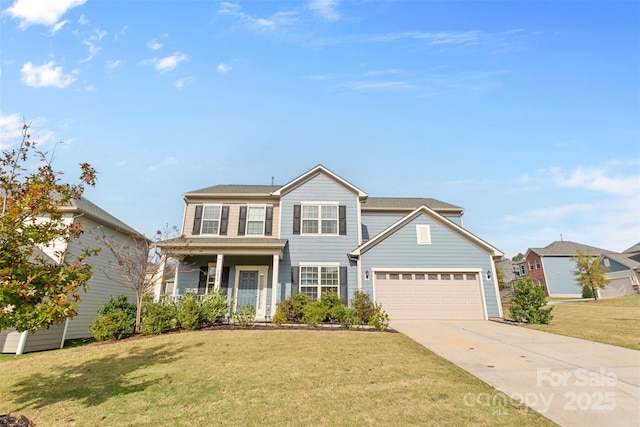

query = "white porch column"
[214,253,224,290]
[270,254,280,317]
[172,262,180,297]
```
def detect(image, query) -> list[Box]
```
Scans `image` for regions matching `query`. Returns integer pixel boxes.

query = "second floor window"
[302,204,337,234]
[247,206,265,235]
[201,205,221,234]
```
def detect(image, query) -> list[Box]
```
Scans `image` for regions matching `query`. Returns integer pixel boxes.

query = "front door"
[234,266,269,319]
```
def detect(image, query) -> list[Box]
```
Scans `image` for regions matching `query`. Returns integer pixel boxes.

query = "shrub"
[140,296,177,334]
[201,290,229,324]
[233,304,256,327]
[302,300,329,325]
[368,303,390,331]
[509,277,554,324]
[351,290,376,324]
[582,286,594,299]
[89,296,136,341]
[271,309,288,325]
[320,291,342,312]
[274,293,308,323]
[176,292,202,330]
[329,304,359,328]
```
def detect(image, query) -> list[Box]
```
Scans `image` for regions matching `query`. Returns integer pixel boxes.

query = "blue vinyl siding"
[542,257,582,296]
[603,257,630,273]
[279,173,359,301]
[443,215,462,226]
[359,214,500,317]
[361,213,403,241]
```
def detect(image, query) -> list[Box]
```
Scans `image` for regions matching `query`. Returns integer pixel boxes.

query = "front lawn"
[0,329,556,426]
[526,294,640,350]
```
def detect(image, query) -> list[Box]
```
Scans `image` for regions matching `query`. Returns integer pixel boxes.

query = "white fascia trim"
[299,262,341,267]
[371,267,483,273]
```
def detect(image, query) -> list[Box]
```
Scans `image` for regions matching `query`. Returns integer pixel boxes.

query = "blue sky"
[1,0,638,258]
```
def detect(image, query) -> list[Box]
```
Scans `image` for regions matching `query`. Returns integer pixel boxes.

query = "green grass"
[0,329,556,427]
[525,294,640,350]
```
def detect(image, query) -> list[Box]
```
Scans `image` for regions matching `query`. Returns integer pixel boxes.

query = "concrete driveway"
[392,320,640,427]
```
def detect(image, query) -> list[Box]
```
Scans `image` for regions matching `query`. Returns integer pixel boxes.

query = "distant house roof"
[61,197,142,237]
[528,241,612,257]
[604,251,640,270]
[362,197,463,212]
[623,242,640,254]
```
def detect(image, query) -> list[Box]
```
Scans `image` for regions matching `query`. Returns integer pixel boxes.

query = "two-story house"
[156,165,504,320]
[525,240,640,298]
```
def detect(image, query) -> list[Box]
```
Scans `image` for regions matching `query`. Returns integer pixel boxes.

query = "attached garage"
[374,271,485,320]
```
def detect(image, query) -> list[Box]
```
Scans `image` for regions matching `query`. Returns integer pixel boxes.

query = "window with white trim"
[246,205,266,235]
[302,204,338,235]
[201,205,221,234]
[300,265,339,300]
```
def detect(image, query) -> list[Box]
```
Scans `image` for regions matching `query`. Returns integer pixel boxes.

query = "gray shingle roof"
[530,241,612,256]
[186,185,281,195]
[70,197,142,237]
[362,197,462,211]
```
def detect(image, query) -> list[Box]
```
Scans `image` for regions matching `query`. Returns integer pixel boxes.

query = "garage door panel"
[375,272,484,320]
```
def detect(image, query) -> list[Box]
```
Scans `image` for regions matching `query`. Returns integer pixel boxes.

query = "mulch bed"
[0,415,34,427]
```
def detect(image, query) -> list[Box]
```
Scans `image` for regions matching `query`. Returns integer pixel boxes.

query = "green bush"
[89,296,136,341]
[274,293,308,323]
[201,290,229,324]
[271,309,288,325]
[582,286,594,299]
[351,290,376,324]
[233,304,256,327]
[509,277,554,324]
[302,300,329,325]
[176,292,202,330]
[140,296,177,334]
[329,304,359,328]
[368,303,390,331]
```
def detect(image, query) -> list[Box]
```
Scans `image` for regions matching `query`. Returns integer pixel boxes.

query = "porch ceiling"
[156,237,288,259]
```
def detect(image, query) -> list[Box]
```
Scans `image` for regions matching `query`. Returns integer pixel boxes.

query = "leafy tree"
[96,224,179,333]
[0,122,97,332]
[571,249,609,301]
[511,253,525,262]
[509,276,553,324]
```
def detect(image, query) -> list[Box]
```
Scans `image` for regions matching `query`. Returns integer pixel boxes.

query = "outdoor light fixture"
[486,270,492,281]
[365,270,370,280]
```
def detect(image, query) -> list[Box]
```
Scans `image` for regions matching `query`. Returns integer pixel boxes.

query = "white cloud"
[78,13,89,25]
[5,0,86,29]
[147,40,163,50]
[308,0,340,21]
[345,80,415,91]
[106,59,124,69]
[150,52,188,73]
[370,31,481,46]
[21,61,76,88]
[149,156,178,171]
[0,113,55,150]
[218,2,299,30]
[49,19,68,34]
[79,28,107,63]
[174,77,194,88]
[217,63,232,73]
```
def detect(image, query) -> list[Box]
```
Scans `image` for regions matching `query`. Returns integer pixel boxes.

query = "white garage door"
[374,272,484,320]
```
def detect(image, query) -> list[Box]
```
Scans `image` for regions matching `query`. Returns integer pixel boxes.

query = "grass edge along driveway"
[526,294,640,350]
[0,329,557,427]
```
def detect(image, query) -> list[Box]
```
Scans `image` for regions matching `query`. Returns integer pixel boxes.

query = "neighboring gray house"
[0,197,140,354]
[524,241,640,298]
[157,165,504,320]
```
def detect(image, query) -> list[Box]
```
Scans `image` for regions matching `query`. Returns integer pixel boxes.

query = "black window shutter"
[293,205,301,235]
[340,266,348,305]
[291,266,299,295]
[265,206,273,236]
[339,205,347,235]
[219,206,229,235]
[238,206,247,235]
[198,266,207,294]
[221,266,230,290]
[192,205,203,235]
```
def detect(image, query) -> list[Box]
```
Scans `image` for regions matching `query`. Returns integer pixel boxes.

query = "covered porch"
[156,237,287,320]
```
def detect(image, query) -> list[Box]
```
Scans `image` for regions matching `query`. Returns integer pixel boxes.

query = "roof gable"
[527,241,612,257]
[350,205,503,258]
[271,165,368,199]
[61,197,142,237]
